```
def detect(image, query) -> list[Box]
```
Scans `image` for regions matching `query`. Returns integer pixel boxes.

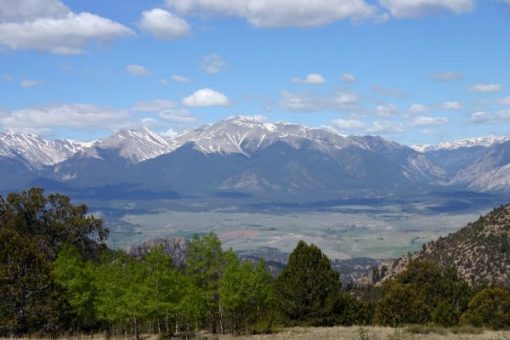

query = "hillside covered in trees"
[368,204,510,287]
[1,188,510,338]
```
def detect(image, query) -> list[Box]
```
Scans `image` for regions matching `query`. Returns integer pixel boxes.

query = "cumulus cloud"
[172,75,190,83]
[166,0,380,28]
[471,110,510,123]
[20,79,41,88]
[139,8,190,40]
[468,83,503,93]
[0,0,134,54]
[280,91,358,113]
[375,103,400,116]
[410,116,449,127]
[341,73,357,83]
[159,109,197,122]
[202,54,226,74]
[127,64,150,76]
[365,121,403,134]
[433,71,464,82]
[280,91,325,112]
[380,0,474,18]
[182,88,231,107]
[292,73,326,84]
[132,100,176,112]
[0,104,129,132]
[443,101,462,110]
[331,118,365,130]
[408,103,428,114]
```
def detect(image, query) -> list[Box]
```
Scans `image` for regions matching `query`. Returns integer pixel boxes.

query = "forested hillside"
[368,204,510,287]
[1,189,510,338]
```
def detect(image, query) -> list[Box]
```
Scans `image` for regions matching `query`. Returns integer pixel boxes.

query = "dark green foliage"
[273,240,341,326]
[0,188,107,336]
[375,282,430,326]
[460,287,510,329]
[375,260,472,327]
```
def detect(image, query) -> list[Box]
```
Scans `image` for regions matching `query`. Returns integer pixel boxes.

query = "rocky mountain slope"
[366,204,510,287]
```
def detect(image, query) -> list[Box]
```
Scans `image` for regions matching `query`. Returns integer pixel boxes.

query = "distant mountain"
[452,140,510,192]
[0,117,509,199]
[412,136,509,153]
[413,136,510,178]
[365,204,510,287]
[0,130,89,169]
[82,127,177,163]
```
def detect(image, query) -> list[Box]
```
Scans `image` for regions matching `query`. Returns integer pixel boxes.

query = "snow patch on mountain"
[0,130,89,169]
[412,136,509,153]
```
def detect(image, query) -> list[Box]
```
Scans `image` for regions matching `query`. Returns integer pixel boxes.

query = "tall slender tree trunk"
[133,317,139,340]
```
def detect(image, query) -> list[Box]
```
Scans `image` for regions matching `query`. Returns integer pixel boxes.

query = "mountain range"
[1,116,509,201]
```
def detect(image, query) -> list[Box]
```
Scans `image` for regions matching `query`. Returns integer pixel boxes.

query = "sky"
[0,0,509,145]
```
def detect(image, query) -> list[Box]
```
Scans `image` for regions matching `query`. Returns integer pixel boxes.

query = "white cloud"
[202,54,226,74]
[132,100,176,112]
[443,101,461,110]
[20,79,41,88]
[471,110,510,123]
[408,103,428,114]
[0,104,129,132]
[182,88,231,107]
[139,8,190,40]
[410,116,449,127]
[497,97,510,105]
[172,75,190,83]
[280,91,324,112]
[0,0,134,54]
[292,73,326,84]
[280,91,358,113]
[375,103,400,116]
[127,64,150,76]
[365,121,403,134]
[331,118,365,130]
[166,0,380,28]
[380,0,474,18]
[341,73,357,83]
[159,109,197,122]
[468,83,503,93]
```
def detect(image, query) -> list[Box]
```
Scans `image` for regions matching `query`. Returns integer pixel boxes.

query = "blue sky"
[0,0,509,145]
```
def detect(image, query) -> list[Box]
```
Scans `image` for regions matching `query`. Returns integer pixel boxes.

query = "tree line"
[1,188,510,338]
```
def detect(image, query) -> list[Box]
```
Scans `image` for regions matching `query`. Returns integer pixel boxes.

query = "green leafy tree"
[185,232,226,333]
[0,188,107,336]
[460,287,510,329]
[142,246,185,335]
[374,282,429,326]
[220,254,273,333]
[53,244,98,330]
[273,240,341,326]
[375,260,472,327]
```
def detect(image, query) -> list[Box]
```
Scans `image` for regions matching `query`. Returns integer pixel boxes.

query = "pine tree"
[273,240,341,326]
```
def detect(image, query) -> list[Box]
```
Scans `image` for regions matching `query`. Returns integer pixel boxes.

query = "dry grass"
[5,327,510,339]
[217,326,510,340]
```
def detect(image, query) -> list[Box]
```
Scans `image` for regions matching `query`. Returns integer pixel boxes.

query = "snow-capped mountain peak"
[412,136,510,153]
[0,130,90,169]
[81,127,177,163]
